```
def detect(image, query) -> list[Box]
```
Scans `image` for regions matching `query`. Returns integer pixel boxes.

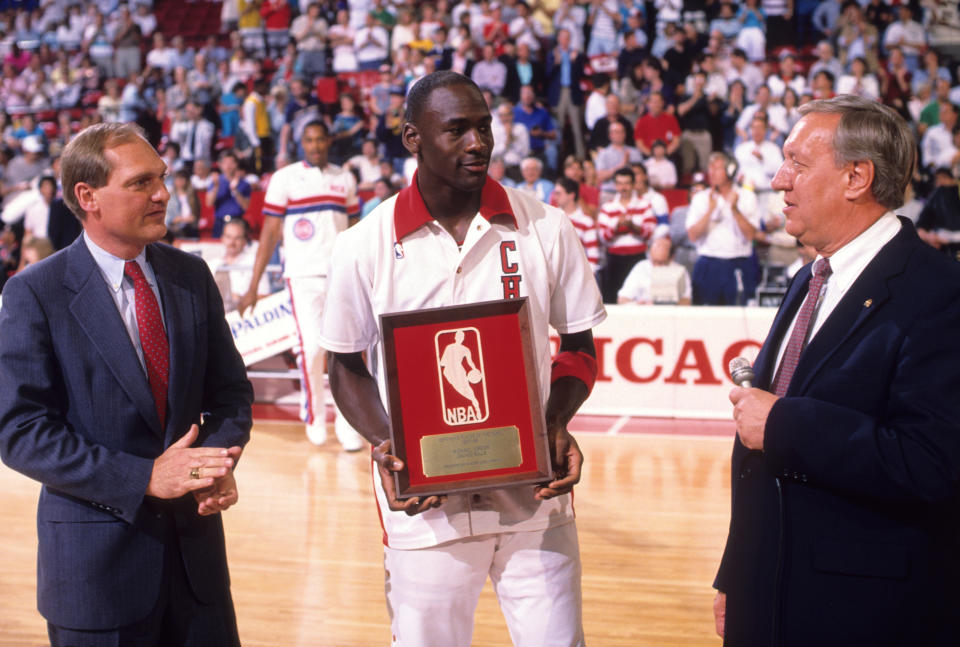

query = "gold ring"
[190,467,201,480]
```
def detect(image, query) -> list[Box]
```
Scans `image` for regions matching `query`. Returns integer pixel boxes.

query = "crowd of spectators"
[2,0,960,303]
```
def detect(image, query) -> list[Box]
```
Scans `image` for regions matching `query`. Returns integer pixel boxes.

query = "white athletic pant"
[286,276,328,426]
[383,522,585,647]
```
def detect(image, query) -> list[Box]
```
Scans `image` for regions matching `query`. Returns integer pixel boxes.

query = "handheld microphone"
[728,357,755,388]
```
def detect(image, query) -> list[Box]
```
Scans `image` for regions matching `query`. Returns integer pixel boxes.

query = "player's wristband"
[551,350,598,394]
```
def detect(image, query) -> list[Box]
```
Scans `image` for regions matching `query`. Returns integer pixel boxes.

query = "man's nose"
[770,164,789,191]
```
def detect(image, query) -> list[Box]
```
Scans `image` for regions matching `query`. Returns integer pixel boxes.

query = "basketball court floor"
[0,408,734,646]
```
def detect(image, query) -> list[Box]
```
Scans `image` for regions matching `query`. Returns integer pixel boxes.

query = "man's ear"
[401,122,420,157]
[74,182,98,216]
[844,159,875,202]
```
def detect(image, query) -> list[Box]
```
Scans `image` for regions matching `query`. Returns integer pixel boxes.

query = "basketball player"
[318,71,606,646]
[238,120,363,450]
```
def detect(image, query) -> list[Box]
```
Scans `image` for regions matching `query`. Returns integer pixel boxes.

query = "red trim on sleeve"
[550,350,598,394]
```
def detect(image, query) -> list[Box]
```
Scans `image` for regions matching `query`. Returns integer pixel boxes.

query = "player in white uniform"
[319,72,605,647]
[239,120,363,450]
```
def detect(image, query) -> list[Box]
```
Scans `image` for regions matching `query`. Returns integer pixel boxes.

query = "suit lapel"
[147,244,197,443]
[789,220,916,396]
[64,238,162,435]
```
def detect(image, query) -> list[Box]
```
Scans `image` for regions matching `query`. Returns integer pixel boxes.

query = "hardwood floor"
[0,420,733,646]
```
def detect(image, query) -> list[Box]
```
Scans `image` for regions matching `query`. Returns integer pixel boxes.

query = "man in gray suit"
[0,123,253,646]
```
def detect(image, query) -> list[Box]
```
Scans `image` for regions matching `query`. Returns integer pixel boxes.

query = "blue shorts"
[691,255,759,305]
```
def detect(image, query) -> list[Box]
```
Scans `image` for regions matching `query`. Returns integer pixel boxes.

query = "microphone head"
[728,356,755,387]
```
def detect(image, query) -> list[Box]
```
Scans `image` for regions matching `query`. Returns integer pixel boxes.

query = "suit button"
[739,468,751,479]
[801,475,808,483]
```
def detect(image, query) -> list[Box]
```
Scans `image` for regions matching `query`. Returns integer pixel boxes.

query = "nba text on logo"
[435,327,490,425]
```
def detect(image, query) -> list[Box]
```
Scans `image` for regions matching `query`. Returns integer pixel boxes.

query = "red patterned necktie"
[771,258,832,397]
[124,261,169,427]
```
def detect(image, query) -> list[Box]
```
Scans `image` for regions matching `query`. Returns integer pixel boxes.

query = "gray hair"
[798,95,914,210]
[521,156,543,172]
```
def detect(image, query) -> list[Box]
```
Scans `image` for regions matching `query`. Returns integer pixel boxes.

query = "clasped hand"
[146,424,243,515]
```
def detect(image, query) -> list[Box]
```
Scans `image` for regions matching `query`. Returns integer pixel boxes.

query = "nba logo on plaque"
[435,327,489,425]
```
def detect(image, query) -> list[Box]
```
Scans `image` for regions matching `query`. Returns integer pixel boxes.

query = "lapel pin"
[863,299,873,308]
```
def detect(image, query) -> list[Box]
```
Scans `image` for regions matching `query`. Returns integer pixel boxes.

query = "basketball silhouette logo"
[435,327,489,425]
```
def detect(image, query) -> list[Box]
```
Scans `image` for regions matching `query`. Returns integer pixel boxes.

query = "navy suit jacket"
[545,47,585,107]
[0,237,253,630]
[715,219,960,647]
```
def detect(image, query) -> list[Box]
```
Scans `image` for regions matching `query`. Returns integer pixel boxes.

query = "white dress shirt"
[774,212,901,374]
[84,233,165,375]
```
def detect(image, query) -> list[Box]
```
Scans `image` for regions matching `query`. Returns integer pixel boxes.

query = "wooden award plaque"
[379,297,552,498]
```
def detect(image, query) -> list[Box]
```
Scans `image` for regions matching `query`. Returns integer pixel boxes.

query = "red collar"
[393,170,518,240]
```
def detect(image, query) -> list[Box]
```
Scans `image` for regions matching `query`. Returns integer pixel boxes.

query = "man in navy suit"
[713,96,960,646]
[0,123,253,646]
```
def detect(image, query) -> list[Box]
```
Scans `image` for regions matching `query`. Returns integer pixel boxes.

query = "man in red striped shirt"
[597,166,668,303]
[555,177,600,277]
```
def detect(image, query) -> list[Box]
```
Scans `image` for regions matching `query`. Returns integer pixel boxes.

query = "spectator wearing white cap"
[0,136,48,206]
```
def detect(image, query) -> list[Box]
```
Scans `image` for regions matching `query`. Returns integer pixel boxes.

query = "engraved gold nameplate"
[420,426,522,477]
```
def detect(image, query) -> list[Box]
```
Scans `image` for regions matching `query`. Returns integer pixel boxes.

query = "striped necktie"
[771,257,832,397]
